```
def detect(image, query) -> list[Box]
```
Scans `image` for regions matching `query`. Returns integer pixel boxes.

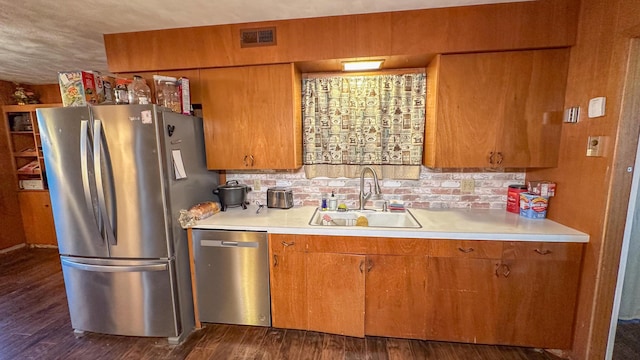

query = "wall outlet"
[460,179,475,193]
[253,179,261,191]
[586,136,605,157]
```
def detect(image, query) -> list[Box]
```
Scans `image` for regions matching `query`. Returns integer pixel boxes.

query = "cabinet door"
[200,63,302,170]
[497,242,582,348]
[426,256,502,343]
[424,49,568,168]
[426,239,503,343]
[306,252,365,337]
[365,255,427,339]
[269,234,307,330]
[425,54,503,168]
[18,191,57,246]
[495,49,568,168]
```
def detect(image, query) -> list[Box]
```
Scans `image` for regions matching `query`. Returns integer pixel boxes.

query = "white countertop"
[193,205,589,243]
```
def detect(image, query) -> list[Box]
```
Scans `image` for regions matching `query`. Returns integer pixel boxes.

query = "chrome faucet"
[359,166,382,210]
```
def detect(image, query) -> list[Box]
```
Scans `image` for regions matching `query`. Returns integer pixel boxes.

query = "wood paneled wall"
[527,0,640,358]
[104,0,578,73]
[0,81,26,250]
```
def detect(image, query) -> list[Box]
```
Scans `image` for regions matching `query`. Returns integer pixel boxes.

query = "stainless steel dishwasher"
[192,229,271,326]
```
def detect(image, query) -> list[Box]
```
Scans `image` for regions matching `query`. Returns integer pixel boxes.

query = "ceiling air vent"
[240,27,277,48]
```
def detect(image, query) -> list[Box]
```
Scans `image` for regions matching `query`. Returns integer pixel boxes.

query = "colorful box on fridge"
[178,77,191,115]
[58,71,99,106]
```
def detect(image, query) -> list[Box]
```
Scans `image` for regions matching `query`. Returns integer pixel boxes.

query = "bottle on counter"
[321,193,328,211]
[328,191,338,211]
[128,75,152,104]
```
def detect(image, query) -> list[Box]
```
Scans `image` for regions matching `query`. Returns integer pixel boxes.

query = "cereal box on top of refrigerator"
[58,71,98,107]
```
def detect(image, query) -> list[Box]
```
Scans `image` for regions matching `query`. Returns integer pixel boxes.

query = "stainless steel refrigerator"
[37,105,218,344]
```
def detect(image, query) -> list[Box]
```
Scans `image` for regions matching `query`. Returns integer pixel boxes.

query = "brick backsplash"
[225,166,525,210]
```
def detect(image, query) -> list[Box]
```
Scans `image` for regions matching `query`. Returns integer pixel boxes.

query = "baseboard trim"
[0,243,27,254]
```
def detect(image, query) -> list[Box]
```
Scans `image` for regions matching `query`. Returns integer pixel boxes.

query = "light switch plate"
[588,97,606,118]
[564,106,580,123]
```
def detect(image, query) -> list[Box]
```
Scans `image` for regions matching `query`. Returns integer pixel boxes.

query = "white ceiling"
[0,0,526,85]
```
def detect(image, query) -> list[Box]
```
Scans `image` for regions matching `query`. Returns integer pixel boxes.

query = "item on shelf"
[114,78,131,104]
[101,75,116,103]
[18,160,40,174]
[58,71,99,106]
[10,114,32,131]
[12,83,40,105]
[153,75,181,113]
[19,179,44,190]
[127,75,152,104]
[178,77,191,115]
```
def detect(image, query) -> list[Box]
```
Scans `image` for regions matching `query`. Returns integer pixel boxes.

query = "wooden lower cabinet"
[365,254,428,339]
[269,234,307,330]
[497,242,583,348]
[427,256,502,343]
[18,191,57,246]
[427,239,503,343]
[307,252,365,337]
[268,235,583,349]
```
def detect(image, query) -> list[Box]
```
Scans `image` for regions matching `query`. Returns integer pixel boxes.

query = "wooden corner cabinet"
[423,48,569,168]
[200,63,302,170]
[2,104,60,246]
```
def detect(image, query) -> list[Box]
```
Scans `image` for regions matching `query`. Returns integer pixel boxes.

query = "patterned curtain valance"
[302,73,426,175]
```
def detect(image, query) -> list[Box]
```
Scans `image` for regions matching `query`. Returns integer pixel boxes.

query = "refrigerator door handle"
[93,119,118,246]
[80,120,105,241]
[61,258,168,273]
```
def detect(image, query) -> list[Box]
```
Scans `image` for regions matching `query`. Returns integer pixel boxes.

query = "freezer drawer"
[60,256,180,337]
[193,230,271,326]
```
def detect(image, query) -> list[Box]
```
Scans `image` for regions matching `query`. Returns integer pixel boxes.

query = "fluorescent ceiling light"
[342,60,384,71]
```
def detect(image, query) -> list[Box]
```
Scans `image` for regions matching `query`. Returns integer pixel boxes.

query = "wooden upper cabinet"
[200,63,302,170]
[423,48,569,168]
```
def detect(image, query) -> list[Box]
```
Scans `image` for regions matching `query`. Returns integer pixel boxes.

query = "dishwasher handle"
[200,239,260,248]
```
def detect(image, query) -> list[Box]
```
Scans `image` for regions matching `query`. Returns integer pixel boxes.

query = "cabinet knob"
[495,152,504,165]
[281,241,295,247]
[489,152,495,165]
[458,247,474,253]
[273,254,278,267]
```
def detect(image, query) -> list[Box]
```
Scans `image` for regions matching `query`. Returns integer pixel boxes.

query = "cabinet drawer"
[429,239,503,258]
[269,234,305,252]
[304,235,430,256]
[502,242,583,261]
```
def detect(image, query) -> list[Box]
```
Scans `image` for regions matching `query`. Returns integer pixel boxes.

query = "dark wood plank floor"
[614,320,640,359]
[0,248,565,360]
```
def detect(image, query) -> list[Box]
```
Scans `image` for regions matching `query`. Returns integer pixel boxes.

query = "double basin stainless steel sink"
[308,208,422,228]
